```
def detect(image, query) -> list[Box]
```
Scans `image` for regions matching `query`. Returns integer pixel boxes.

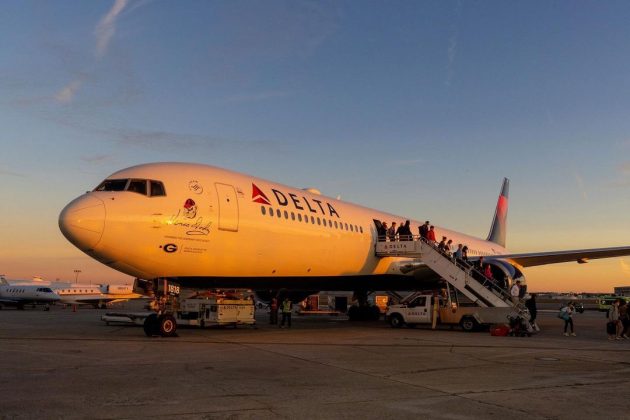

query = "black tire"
[389,314,405,328]
[143,313,160,337]
[158,314,177,337]
[460,316,478,332]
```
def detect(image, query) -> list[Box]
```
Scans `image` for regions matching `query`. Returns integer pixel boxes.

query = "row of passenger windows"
[260,206,364,234]
[94,179,166,197]
[5,288,53,293]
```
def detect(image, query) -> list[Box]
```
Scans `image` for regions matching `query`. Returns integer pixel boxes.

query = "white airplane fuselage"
[0,284,60,307]
[59,163,510,291]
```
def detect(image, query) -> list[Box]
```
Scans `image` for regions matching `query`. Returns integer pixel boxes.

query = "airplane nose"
[59,195,105,251]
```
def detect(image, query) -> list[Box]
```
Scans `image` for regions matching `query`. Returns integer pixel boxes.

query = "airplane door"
[215,183,239,232]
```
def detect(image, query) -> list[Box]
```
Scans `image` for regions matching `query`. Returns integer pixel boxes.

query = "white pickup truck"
[386,293,518,332]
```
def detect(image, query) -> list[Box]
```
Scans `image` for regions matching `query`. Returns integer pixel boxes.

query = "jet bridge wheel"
[158,314,177,337]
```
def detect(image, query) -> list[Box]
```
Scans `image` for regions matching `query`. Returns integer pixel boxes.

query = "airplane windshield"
[95,179,128,191]
[94,178,166,197]
[37,288,54,293]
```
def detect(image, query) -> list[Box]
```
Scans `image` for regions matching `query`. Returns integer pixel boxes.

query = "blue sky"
[1,1,630,291]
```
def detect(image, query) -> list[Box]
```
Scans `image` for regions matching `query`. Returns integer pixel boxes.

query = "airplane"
[5,277,143,308]
[58,162,630,308]
[52,283,143,308]
[0,276,60,310]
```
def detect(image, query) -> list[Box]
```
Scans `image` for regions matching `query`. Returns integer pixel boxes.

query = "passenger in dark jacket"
[525,294,539,331]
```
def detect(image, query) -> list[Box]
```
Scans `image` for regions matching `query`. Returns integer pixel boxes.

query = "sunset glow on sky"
[2,1,630,293]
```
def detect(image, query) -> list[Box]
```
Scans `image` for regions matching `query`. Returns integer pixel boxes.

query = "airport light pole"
[74,269,81,284]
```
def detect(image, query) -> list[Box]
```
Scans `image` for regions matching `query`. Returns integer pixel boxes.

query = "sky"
[1,0,630,292]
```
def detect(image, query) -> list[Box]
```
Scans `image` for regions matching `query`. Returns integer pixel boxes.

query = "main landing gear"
[347,290,381,321]
[143,313,178,338]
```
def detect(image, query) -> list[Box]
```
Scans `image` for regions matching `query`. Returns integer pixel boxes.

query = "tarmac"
[0,303,629,419]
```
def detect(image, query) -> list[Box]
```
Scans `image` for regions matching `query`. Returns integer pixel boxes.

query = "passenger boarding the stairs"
[387,222,397,242]
[510,280,521,305]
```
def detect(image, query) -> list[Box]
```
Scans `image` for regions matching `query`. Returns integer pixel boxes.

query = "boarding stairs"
[375,236,528,317]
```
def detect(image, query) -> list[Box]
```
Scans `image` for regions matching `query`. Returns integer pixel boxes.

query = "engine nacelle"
[486,259,527,294]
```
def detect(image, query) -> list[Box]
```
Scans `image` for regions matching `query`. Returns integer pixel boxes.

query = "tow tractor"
[386,287,525,332]
[134,279,255,337]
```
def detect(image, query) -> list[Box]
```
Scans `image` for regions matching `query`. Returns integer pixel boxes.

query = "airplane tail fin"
[487,178,509,248]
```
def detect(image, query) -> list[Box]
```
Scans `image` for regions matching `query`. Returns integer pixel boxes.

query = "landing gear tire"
[158,314,177,337]
[143,313,160,337]
[389,314,405,328]
[460,317,479,332]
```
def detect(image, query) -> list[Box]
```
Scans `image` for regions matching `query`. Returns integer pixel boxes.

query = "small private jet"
[0,276,60,310]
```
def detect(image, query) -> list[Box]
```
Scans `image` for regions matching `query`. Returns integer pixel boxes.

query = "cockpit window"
[37,288,54,293]
[94,179,128,191]
[150,180,166,197]
[127,179,148,196]
[94,178,165,197]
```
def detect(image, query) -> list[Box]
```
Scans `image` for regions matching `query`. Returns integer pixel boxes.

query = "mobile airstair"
[376,236,528,318]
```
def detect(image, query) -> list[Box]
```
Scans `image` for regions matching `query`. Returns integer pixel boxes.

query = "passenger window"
[94,179,128,191]
[360,226,363,233]
[298,214,302,222]
[150,181,166,197]
[291,212,295,221]
[127,179,148,196]
[322,219,327,226]
[311,216,315,224]
[350,225,354,232]
[261,206,266,215]
[269,207,274,217]
[317,217,321,225]
[344,223,348,230]
[334,221,338,228]
[284,210,288,219]
[276,209,281,218]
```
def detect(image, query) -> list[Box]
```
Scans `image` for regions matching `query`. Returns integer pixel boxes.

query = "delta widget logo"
[252,183,271,205]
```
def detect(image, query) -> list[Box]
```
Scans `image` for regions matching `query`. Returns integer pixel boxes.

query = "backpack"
[557,308,569,321]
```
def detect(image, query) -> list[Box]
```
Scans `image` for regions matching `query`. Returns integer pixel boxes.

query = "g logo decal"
[163,243,178,253]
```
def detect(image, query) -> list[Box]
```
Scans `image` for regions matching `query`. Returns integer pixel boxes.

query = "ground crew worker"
[280,297,292,328]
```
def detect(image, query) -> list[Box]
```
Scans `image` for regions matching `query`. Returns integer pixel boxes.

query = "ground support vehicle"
[175,297,256,328]
[386,291,527,333]
[134,279,255,337]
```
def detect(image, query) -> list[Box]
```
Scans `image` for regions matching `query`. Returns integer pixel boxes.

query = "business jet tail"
[487,178,509,248]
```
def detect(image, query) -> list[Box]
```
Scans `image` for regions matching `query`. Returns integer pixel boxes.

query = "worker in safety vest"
[280,298,292,328]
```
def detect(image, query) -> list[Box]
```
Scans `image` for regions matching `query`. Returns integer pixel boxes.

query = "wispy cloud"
[573,171,588,200]
[55,0,130,104]
[94,0,128,59]
[618,162,630,175]
[55,79,84,104]
[387,158,424,167]
[81,154,112,163]
[0,167,26,178]
[226,90,292,103]
[446,1,463,87]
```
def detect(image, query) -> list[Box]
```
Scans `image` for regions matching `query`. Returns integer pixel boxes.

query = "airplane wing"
[0,298,19,304]
[492,246,630,267]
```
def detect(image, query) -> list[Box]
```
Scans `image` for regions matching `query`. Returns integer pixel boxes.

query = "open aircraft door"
[215,183,239,232]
